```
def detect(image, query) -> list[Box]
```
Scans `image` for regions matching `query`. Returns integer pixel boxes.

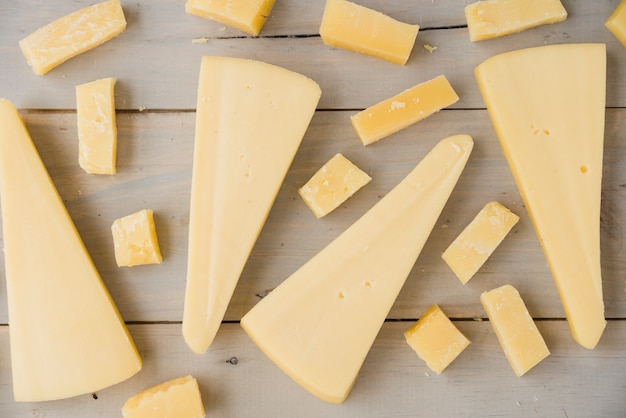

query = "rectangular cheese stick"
[185,0,276,36]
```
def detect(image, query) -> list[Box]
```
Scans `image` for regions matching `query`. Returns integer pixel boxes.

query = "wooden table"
[1,1,625,416]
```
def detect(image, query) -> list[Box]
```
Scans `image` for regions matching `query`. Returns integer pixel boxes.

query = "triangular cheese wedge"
[0,99,141,401]
[183,57,321,354]
[475,43,606,349]
[241,134,473,403]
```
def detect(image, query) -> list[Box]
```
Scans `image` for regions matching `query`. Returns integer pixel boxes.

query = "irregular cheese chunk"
[183,56,321,354]
[404,305,470,374]
[319,0,419,65]
[122,375,205,418]
[0,99,141,402]
[351,75,459,146]
[76,77,118,175]
[19,0,127,75]
[606,1,626,48]
[241,135,473,404]
[298,153,371,218]
[465,0,567,42]
[185,0,276,36]
[481,285,550,377]
[442,201,519,284]
[112,209,163,267]
[475,43,606,349]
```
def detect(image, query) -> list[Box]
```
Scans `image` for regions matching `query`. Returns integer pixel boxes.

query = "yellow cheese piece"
[475,43,606,349]
[0,99,141,401]
[19,0,126,76]
[122,375,205,418]
[606,1,626,48]
[319,0,419,65]
[76,77,118,175]
[442,201,519,284]
[465,0,567,42]
[351,75,459,146]
[404,305,470,375]
[185,0,276,36]
[183,56,321,354]
[241,134,473,404]
[298,153,371,218]
[112,209,163,267]
[481,285,550,377]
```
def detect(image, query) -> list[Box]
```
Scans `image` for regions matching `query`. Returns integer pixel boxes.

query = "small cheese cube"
[351,75,459,146]
[185,0,276,36]
[76,77,118,175]
[606,2,626,48]
[320,0,419,65]
[112,209,163,267]
[298,153,371,218]
[465,0,567,42]
[122,375,205,418]
[481,285,550,377]
[19,0,126,75]
[404,305,470,374]
[442,201,519,284]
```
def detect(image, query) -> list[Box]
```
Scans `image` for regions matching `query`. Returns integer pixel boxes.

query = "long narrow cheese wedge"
[319,0,419,65]
[351,75,459,146]
[481,285,550,377]
[185,0,276,36]
[183,57,321,354]
[241,134,473,403]
[0,99,141,401]
[465,0,567,42]
[122,375,205,418]
[475,44,606,349]
[606,1,626,48]
[19,0,127,75]
[76,77,118,175]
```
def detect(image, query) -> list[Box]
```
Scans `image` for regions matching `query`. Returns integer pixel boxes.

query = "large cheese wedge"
[19,0,126,75]
[475,44,606,349]
[241,134,473,403]
[0,99,141,401]
[183,57,321,354]
[185,0,276,36]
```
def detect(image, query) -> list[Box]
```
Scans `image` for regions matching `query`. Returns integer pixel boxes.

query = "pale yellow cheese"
[404,305,470,375]
[606,2,626,48]
[183,56,321,354]
[76,77,117,175]
[475,43,606,349]
[112,209,163,267]
[185,0,276,36]
[298,153,371,218]
[0,99,141,402]
[481,285,550,377]
[465,0,567,42]
[19,0,127,75]
[122,375,205,418]
[319,0,419,65]
[241,134,473,404]
[351,75,459,146]
[442,201,519,284]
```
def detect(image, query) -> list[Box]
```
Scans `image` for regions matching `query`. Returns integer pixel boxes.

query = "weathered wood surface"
[0,0,625,417]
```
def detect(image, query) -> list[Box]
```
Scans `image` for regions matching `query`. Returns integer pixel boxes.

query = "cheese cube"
[319,0,419,65]
[351,75,459,146]
[122,375,205,418]
[465,0,567,42]
[404,305,470,374]
[76,77,118,175]
[481,285,550,377]
[606,2,626,48]
[442,201,519,284]
[298,153,371,218]
[19,0,127,75]
[112,209,163,267]
[185,0,276,36]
